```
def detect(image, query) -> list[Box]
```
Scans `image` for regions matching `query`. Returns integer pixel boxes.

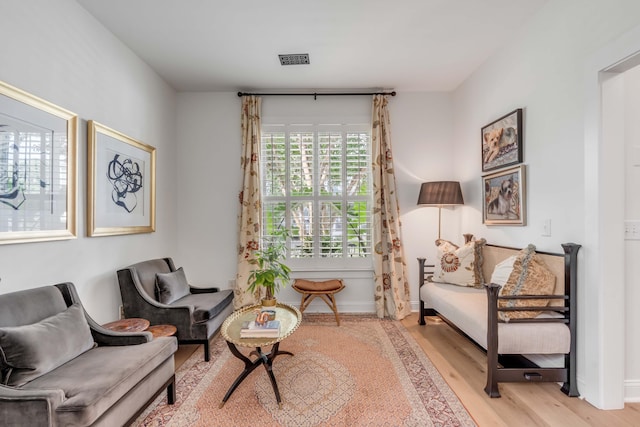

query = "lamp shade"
[417,181,464,206]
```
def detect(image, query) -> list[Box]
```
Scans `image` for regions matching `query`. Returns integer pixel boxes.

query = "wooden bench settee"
[418,241,581,397]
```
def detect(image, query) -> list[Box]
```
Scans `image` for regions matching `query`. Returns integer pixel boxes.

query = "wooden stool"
[292,279,345,325]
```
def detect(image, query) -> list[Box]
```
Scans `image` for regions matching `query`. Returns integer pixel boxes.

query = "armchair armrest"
[54,282,153,346]
[85,316,152,346]
[0,384,65,426]
[189,286,220,294]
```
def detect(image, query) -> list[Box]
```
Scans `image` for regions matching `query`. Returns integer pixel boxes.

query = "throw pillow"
[432,237,486,287]
[489,255,517,286]
[497,244,557,321]
[0,303,95,387]
[156,267,190,304]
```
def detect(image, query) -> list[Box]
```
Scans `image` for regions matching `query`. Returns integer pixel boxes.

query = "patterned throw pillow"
[497,244,556,321]
[432,238,486,287]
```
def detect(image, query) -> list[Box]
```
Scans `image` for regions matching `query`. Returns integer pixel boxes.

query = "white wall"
[174,92,241,288]
[0,0,178,323]
[625,65,640,401]
[451,0,640,408]
[390,92,456,308]
[174,92,454,312]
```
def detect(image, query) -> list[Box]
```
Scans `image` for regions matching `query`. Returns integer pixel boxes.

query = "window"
[261,123,372,264]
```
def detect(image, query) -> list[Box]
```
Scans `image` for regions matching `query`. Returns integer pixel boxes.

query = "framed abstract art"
[87,120,155,236]
[0,81,77,244]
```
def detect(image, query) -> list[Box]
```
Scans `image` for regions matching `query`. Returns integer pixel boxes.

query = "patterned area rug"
[134,314,476,426]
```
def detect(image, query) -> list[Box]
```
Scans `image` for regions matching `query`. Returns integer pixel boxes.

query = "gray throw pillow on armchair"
[155,267,190,304]
[0,303,95,386]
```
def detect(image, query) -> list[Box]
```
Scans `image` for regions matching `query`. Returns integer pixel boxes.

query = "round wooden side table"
[146,324,177,339]
[102,317,150,332]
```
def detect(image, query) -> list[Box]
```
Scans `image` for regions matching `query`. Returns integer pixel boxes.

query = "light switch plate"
[624,220,640,240]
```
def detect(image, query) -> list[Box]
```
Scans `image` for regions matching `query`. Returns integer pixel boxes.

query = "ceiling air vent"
[278,53,310,66]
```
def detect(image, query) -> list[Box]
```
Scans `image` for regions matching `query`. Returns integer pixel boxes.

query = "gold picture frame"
[0,81,77,245]
[87,120,155,236]
[482,165,526,226]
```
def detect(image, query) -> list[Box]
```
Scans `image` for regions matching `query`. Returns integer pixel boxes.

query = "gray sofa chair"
[117,257,234,361]
[0,282,177,427]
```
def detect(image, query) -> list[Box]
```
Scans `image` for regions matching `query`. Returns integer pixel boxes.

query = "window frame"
[261,122,373,271]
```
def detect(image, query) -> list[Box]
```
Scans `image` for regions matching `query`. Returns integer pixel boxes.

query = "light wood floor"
[401,313,640,427]
[172,315,640,426]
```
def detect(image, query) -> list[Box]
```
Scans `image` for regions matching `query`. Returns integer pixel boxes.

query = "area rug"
[134,314,476,426]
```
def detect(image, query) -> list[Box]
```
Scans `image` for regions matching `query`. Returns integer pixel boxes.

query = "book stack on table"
[240,319,281,338]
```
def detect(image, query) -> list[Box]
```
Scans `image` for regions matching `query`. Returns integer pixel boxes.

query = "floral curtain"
[234,96,262,309]
[371,94,411,320]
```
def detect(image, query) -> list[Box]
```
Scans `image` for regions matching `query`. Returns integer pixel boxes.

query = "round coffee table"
[219,303,302,409]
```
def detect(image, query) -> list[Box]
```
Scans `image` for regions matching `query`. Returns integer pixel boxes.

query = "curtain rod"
[237,91,396,100]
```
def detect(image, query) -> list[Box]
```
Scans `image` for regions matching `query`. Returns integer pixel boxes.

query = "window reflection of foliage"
[347,201,370,257]
[1,128,61,212]
[261,127,371,260]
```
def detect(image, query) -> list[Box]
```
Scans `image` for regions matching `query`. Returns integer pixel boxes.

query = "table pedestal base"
[220,341,293,409]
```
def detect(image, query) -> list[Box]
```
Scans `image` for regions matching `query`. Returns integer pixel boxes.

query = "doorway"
[585,31,640,408]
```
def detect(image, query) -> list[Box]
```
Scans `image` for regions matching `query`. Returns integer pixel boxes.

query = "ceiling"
[77,0,548,93]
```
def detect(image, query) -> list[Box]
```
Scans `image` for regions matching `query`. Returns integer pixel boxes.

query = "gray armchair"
[117,257,234,361]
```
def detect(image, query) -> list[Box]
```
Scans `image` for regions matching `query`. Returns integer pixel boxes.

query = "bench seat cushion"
[420,282,570,355]
[22,337,177,426]
[293,279,343,292]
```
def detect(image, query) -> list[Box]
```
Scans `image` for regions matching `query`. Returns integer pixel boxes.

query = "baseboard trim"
[625,380,640,402]
[278,299,376,313]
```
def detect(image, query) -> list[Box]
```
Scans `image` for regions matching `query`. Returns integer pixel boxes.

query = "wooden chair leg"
[300,293,318,313]
[299,294,308,313]
[328,293,340,326]
[167,376,176,404]
[204,340,210,362]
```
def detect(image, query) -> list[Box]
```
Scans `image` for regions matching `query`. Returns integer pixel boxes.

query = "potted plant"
[247,231,291,307]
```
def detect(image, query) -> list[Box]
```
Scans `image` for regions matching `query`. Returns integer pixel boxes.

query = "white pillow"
[489,255,517,286]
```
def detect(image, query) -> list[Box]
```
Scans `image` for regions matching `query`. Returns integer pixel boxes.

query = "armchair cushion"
[172,291,234,323]
[156,267,190,304]
[0,303,94,386]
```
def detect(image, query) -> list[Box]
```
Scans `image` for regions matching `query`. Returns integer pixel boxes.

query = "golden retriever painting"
[481,109,522,172]
[483,165,526,226]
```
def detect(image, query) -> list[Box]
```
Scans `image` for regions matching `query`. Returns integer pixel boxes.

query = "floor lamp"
[417,181,464,240]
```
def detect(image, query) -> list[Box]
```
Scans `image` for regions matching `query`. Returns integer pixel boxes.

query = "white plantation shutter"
[261,123,372,262]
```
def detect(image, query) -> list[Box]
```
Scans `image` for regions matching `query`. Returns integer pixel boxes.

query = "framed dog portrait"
[481,108,523,172]
[483,165,526,226]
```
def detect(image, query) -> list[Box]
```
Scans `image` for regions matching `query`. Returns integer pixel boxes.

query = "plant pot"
[261,298,277,307]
